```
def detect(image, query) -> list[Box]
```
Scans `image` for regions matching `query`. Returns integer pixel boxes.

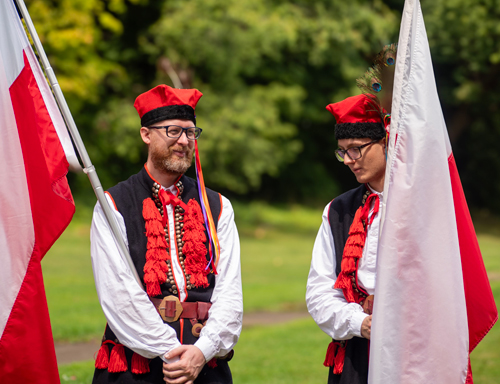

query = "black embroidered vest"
[328,184,367,277]
[104,167,221,344]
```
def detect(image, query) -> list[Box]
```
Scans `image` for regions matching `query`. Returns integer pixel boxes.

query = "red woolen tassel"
[347,232,366,248]
[143,197,171,297]
[323,342,337,367]
[144,278,161,297]
[207,358,218,368]
[95,343,110,369]
[131,353,150,374]
[349,207,365,233]
[340,257,356,273]
[334,204,369,304]
[143,198,161,220]
[145,218,164,236]
[108,344,128,373]
[333,343,347,375]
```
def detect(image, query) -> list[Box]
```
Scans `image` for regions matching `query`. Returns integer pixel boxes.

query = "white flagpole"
[13,0,143,289]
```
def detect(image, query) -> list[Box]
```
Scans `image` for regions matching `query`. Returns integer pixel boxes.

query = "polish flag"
[369,0,498,383]
[0,1,78,382]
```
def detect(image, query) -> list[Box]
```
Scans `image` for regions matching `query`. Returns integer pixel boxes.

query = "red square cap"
[134,84,203,127]
[326,94,381,124]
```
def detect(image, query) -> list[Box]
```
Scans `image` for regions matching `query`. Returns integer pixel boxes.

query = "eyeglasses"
[335,140,379,162]
[149,125,203,140]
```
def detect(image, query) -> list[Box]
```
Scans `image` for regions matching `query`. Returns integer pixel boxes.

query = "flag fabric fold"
[0,0,76,382]
[369,0,498,383]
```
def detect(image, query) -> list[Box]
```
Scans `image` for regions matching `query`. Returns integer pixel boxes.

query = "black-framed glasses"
[149,125,203,140]
[335,140,379,162]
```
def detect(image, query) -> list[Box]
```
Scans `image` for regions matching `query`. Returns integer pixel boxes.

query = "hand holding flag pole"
[14,0,143,289]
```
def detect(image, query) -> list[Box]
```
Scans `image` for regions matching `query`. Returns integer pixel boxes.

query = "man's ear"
[140,127,151,145]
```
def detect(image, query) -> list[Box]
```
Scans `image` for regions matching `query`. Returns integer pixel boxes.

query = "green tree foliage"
[25,0,133,110]
[422,0,500,213]
[35,0,396,199]
[27,0,500,213]
[138,0,398,198]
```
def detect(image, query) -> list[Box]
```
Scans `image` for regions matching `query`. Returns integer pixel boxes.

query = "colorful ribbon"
[194,141,220,272]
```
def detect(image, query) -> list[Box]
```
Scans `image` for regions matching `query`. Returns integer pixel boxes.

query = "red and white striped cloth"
[369,0,498,383]
[0,1,77,382]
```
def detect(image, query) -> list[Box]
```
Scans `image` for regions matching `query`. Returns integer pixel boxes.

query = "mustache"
[169,145,190,154]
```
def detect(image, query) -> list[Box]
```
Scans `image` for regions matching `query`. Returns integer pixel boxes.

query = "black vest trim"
[328,184,367,276]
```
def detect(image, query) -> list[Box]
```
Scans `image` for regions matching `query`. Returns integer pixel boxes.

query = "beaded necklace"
[143,178,210,297]
[150,180,193,295]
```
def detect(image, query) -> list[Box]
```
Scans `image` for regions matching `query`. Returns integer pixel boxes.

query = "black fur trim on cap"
[335,122,386,140]
[141,105,196,127]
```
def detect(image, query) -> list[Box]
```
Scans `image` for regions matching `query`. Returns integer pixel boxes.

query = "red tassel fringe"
[131,352,150,374]
[95,343,110,369]
[334,206,366,303]
[323,342,336,367]
[323,341,347,374]
[207,358,218,368]
[143,198,170,297]
[333,343,346,375]
[183,199,209,288]
[108,344,128,373]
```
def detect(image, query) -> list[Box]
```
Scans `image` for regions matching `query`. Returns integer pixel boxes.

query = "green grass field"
[44,202,500,383]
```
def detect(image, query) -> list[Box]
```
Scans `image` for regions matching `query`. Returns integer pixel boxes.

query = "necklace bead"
[152,180,192,292]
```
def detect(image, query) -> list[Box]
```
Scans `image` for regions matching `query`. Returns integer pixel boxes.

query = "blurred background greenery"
[25,0,500,213]
[24,0,500,382]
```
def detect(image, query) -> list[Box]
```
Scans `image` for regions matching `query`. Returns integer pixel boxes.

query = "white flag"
[369,0,497,383]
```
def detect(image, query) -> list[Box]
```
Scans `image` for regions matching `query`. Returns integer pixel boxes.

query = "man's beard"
[150,143,194,175]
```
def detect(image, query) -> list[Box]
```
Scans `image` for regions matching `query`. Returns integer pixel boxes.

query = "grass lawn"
[43,202,500,383]
[469,234,500,384]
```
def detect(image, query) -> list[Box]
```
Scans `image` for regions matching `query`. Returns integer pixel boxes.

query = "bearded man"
[90,85,243,384]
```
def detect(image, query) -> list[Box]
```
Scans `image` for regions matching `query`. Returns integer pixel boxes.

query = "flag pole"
[14,0,143,289]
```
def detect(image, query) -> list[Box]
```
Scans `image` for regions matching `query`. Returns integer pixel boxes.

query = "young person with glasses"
[90,85,242,384]
[306,94,388,384]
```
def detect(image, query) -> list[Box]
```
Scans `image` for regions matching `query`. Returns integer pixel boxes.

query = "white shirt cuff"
[160,340,183,363]
[194,336,217,362]
[350,309,369,338]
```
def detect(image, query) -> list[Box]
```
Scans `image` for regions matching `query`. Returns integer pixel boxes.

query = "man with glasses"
[306,94,387,384]
[90,85,242,384]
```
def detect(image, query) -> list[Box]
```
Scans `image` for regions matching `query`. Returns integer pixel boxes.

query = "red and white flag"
[369,0,498,383]
[0,1,78,382]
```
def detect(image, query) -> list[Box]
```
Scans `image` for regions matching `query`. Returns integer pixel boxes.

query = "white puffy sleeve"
[90,194,181,359]
[194,195,243,361]
[306,203,368,340]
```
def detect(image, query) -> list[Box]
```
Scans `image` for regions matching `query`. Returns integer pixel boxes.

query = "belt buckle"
[159,296,183,322]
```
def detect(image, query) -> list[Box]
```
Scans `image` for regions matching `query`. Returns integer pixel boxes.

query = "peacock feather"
[356,43,397,119]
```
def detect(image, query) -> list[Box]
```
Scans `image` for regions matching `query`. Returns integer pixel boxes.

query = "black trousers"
[328,337,369,384]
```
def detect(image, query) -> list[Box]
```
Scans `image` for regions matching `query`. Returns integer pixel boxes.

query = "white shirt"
[90,184,243,361]
[306,190,382,340]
